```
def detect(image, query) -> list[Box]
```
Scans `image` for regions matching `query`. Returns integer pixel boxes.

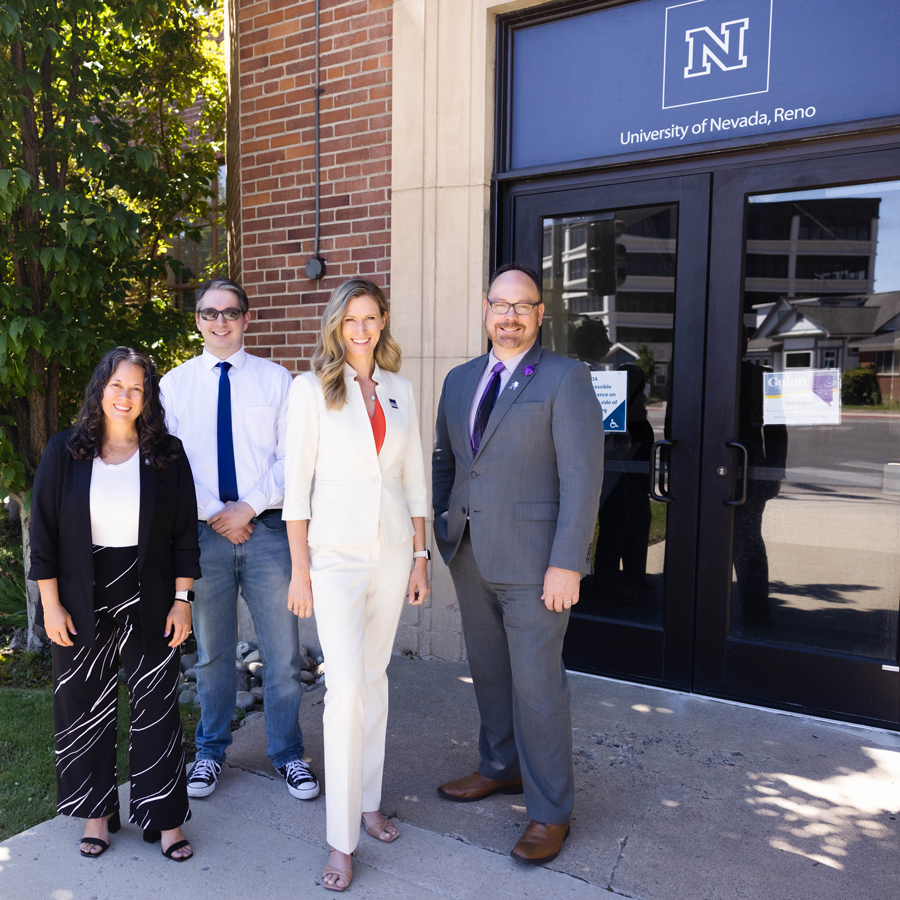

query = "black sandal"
[79,811,120,858]
[162,839,193,862]
[144,829,193,861]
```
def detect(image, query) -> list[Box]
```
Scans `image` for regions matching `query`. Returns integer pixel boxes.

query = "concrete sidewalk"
[2,658,899,899]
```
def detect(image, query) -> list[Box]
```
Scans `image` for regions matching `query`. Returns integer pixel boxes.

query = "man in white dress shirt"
[160,278,318,801]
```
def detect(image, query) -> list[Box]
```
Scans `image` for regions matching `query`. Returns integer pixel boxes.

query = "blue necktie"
[217,362,239,503]
[472,361,505,456]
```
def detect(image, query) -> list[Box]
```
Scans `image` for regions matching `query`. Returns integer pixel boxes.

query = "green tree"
[0,0,225,648]
[636,344,656,383]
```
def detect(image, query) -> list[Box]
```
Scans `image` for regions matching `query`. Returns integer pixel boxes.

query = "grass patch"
[0,681,201,842]
[844,402,900,412]
[649,500,667,545]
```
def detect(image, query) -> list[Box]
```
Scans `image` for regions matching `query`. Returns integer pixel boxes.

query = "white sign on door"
[763,369,841,426]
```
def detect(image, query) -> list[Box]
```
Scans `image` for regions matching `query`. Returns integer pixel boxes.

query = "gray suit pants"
[449,528,574,824]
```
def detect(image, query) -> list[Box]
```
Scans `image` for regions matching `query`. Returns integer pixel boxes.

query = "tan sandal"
[322,849,353,892]
[362,811,400,843]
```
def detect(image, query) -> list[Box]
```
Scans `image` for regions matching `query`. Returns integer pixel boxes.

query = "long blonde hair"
[312,278,402,410]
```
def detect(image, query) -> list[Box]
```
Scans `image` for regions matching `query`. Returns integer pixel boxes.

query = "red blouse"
[369,396,386,455]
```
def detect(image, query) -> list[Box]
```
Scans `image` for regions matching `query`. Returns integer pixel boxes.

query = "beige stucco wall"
[390,0,549,659]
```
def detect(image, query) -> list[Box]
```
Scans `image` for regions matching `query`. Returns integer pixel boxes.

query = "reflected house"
[542,209,675,395]
[742,189,900,388]
[746,292,900,394]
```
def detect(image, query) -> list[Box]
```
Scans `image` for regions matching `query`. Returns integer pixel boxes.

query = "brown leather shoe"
[437,772,524,802]
[510,819,570,864]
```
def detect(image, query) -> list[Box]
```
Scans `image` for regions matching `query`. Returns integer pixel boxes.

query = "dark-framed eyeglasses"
[197,307,244,321]
[485,299,542,316]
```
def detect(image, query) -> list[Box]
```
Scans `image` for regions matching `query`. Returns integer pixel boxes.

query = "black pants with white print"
[51,545,191,830]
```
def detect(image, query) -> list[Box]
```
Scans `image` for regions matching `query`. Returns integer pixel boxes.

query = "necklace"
[370,394,376,401]
[103,440,137,460]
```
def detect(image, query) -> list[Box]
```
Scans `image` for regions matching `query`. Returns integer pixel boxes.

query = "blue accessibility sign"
[590,370,628,434]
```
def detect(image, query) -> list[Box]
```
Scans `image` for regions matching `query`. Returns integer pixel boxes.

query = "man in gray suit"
[432,262,604,864]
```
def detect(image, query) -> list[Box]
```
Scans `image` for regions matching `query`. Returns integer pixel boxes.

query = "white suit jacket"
[282,364,428,546]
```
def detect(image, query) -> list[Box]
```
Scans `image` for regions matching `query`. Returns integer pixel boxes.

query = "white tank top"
[90,451,140,546]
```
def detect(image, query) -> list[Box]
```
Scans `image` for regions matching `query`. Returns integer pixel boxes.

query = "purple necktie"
[472,361,505,455]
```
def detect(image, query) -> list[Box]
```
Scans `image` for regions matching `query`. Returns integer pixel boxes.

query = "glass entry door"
[503,151,900,727]
[506,174,711,688]
[697,150,900,727]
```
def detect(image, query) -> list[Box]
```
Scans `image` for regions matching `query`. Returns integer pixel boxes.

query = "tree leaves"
[0,0,224,498]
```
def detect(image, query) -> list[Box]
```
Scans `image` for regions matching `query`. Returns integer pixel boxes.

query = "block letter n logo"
[684,18,749,78]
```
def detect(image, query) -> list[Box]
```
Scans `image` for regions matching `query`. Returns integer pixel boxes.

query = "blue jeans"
[192,514,305,768]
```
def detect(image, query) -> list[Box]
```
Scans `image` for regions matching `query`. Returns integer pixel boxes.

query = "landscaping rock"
[179,690,197,705]
[300,655,316,671]
[300,670,315,684]
[240,711,265,728]
[243,650,262,665]
[247,661,264,677]
[315,663,326,677]
[315,654,324,665]
[235,670,251,693]
[184,668,197,682]
[235,691,255,711]
[250,686,264,703]
[180,652,198,672]
[8,629,27,651]
[236,641,256,660]
[250,676,262,689]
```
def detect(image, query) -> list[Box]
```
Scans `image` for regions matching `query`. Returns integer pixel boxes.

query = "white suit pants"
[310,536,413,854]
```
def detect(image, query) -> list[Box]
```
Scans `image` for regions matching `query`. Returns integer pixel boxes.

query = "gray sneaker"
[187,759,221,798]
[276,758,320,800]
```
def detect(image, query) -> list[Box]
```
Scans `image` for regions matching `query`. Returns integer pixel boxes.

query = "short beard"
[489,324,527,347]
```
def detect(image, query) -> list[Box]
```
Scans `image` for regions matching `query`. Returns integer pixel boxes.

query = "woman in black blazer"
[30,347,201,861]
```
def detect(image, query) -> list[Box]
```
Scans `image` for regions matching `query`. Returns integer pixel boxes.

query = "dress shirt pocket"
[242,406,279,448]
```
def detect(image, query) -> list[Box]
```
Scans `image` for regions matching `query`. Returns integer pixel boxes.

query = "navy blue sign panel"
[510,0,900,170]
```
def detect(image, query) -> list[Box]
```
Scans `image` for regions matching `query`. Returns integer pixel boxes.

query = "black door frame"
[503,173,711,690]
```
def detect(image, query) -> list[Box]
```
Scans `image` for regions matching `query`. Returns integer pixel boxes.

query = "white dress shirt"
[468,343,534,440]
[90,452,140,546]
[160,347,292,520]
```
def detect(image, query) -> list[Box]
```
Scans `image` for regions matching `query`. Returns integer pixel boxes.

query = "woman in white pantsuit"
[283,278,430,892]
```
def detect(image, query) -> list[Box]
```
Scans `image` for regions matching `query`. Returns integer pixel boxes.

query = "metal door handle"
[649,439,676,503]
[724,441,749,507]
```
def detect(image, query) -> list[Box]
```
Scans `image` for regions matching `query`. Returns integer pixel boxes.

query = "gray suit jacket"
[432,342,604,584]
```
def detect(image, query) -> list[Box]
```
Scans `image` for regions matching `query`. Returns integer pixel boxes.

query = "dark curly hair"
[67,347,179,469]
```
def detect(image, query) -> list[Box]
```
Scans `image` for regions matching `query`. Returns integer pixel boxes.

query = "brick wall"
[237,0,393,371]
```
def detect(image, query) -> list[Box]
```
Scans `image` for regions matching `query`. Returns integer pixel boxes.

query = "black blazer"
[29,430,202,649]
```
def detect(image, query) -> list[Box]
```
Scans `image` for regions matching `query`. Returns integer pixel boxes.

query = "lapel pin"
[389,398,398,409]
[523,365,535,377]
[511,381,519,391]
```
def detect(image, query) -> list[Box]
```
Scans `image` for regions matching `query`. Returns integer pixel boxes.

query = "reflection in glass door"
[540,206,677,630]
[699,153,900,727]
[733,181,900,662]
[506,174,711,687]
